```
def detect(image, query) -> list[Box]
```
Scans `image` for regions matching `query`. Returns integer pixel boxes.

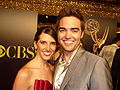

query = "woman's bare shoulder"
[13,63,33,90]
[16,65,32,80]
[17,59,36,78]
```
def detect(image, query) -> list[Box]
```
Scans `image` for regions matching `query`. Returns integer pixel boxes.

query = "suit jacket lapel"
[60,47,85,90]
[53,59,59,81]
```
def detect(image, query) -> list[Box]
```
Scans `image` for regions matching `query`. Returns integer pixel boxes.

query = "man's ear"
[81,31,84,39]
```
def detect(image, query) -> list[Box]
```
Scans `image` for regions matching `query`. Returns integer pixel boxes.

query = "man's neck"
[63,51,73,62]
[63,47,80,62]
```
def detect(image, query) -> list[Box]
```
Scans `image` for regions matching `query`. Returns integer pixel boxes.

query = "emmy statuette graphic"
[85,19,109,55]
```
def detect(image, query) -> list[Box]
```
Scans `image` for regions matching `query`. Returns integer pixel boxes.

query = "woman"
[13,26,58,90]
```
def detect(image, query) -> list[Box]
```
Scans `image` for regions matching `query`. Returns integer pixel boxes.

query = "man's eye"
[72,29,79,33]
[59,28,65,32]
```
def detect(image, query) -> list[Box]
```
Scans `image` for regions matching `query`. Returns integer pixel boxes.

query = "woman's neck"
[33,55,49,69]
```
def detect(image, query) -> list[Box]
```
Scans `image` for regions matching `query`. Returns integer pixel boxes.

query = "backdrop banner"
[0,8,117,90]
[83,16,117,53]
[0,8,37,90]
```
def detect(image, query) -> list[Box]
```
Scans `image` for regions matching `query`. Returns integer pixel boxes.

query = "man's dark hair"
[56,8,85,31]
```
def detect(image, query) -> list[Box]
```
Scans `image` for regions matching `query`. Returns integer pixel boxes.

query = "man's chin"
[63,47,75,52]
[62,45,80,52]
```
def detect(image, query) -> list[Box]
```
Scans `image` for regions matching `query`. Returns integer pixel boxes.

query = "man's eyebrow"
[58,27,65,29]
[71,28,79,30]
[58,27,80,30]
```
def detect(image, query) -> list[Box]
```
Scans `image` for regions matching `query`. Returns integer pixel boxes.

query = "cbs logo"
[0,45,35,59]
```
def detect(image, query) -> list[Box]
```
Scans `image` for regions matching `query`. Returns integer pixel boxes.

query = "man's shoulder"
[76,50,109,73]
[79,51,107,65]
[77,47,102,59]
[83,50,100,57]
[83,51,109,69]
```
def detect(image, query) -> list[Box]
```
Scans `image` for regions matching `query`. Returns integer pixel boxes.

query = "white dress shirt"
[54,48,79,90]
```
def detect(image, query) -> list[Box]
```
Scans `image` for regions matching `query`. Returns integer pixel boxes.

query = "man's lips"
[63,40,74,46]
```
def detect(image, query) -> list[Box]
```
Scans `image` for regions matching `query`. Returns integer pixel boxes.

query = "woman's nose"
[46,44,50,51]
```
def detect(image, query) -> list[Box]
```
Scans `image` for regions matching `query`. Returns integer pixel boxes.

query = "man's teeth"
[64,41,73,44]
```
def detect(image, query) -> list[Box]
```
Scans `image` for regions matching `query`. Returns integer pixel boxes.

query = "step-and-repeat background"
[0,8,37,90]
[0,8,117,90]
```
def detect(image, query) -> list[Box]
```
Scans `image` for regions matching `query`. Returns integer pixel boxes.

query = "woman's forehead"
[39,32,56,42]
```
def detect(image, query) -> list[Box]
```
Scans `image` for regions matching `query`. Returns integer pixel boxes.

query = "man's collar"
[58,46,80,66]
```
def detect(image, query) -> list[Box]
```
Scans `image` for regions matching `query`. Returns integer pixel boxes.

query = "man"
[111,48,120,90]
[99,34,120,68]
[53,8,112,90]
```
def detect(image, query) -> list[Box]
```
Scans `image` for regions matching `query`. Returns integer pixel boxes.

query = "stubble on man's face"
[57,16,84,53]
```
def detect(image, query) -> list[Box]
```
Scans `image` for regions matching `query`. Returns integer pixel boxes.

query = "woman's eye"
[40,41,46,44]
[51,42,56,45]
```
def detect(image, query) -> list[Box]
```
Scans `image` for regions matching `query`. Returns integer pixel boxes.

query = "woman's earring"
[35,48,37,54]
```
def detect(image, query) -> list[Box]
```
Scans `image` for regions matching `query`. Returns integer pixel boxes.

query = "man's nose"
[65,31,71,39]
